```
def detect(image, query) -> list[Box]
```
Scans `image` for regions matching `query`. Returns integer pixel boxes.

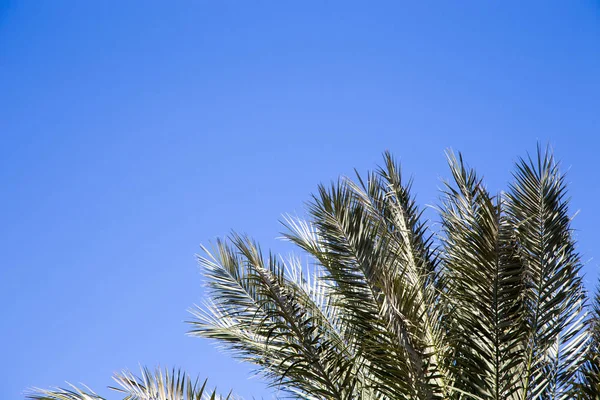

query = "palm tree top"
[31,147,600,400]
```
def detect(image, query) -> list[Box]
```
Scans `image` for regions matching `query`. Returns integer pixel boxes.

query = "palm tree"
[31,147,600,400]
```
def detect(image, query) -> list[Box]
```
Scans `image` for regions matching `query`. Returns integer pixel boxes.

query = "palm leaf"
[505,145,588,400]
[439,151,526,400]
[576,282,600,399]
[28,367,229,400]
[189,235,356,399]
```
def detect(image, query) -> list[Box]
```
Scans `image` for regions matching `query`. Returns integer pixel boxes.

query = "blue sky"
[1,1,599,399]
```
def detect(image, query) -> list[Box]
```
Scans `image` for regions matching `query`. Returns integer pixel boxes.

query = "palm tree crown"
[32,147,600,400]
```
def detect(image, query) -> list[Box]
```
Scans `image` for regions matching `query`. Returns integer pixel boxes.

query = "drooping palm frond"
[27,385,104,400]
[189,235,361,399]
[28,367,229,400]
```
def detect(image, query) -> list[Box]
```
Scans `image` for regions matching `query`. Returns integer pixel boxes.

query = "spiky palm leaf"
[578,283,600,399]
[439,152,526,400]
[505,146,588,400]
[28,367,230,400]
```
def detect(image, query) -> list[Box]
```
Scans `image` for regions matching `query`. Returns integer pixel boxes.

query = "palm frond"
[189,235,359,399]
[439,151,526,400]
[28,367,228,400]
[110,367,230,400]
[576,282,600,399]
[505,145,588,400]
[27,384,104,400]
[283,153,447,399]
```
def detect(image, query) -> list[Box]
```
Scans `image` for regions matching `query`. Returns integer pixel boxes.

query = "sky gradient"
[1,1,599,399]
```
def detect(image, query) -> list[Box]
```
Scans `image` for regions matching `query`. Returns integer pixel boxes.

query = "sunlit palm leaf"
[439,151,526,400]
[28,367,229,400]
[505,145,588,400]
[577,283,600,399]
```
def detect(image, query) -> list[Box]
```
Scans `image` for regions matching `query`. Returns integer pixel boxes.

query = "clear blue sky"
[1,1,599,399]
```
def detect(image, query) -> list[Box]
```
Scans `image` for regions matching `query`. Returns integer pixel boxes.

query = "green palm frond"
[111,367,230,400]
[28,367,229,400]
[303,178,422,398]
[439,151,526,400]
[505,145,588,400]
[576,283,600,399]
[189,235,359,399]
